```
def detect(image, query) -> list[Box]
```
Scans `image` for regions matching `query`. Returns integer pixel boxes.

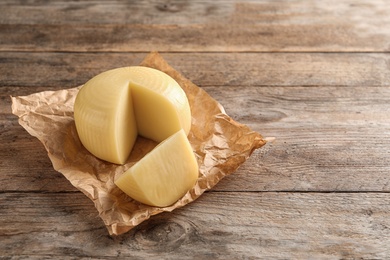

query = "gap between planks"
[1,190,389,194]
[1,50,390,54]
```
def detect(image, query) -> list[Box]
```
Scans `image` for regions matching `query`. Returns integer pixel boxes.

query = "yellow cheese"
[74,66,191,164]
[114,129,198,207]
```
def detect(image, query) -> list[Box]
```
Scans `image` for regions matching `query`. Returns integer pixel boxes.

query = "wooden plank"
[196,85,390,192]
[0,0,231,25]
[0,0,389,52]
[3,86,390,193]
[1,0,388,25]
[1,52,390,88]
[0,52,146,88]
[1,191,390,259]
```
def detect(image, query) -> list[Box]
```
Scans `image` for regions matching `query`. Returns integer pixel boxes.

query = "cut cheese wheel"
[114,129,199,207]
[74,66,191,164]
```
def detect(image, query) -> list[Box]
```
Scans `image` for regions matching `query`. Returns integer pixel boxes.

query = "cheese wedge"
[74,66,191,164]
[115,129,198,207]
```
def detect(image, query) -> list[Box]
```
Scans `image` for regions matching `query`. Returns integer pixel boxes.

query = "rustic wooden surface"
[1,1,390,259]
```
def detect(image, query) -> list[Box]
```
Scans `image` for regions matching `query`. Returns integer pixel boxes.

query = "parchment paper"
[11,52,267,235]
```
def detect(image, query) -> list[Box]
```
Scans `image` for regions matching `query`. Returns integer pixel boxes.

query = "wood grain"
[1,52,390,88]
[1,192,390,259]
[2,0,390,258]
[0,0,390,52]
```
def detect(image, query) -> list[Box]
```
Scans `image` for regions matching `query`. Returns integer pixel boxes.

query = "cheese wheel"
[114,129,198,207]
[74,66,191,164]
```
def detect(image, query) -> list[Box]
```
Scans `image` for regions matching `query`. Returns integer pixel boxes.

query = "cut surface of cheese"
[73,66,191,164]
[114,129,199,207]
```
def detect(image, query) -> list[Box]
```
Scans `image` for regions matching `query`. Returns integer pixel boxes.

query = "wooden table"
[1,1,390,259]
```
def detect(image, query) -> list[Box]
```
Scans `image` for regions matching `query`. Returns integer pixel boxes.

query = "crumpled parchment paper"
[11,52,267,235]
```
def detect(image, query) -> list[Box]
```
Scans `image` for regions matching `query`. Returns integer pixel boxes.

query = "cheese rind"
[73,66,191,164]
[114,129,199,207]
[74,71,137,165]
